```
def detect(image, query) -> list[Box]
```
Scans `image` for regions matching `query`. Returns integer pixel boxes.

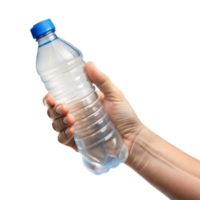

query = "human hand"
[43,61,145,160]
[43,93,77,151]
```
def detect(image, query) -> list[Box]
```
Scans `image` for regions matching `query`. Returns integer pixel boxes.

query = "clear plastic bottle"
[30,19,128,175]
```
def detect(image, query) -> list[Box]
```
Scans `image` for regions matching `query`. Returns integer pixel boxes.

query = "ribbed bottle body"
[37,36,128,174]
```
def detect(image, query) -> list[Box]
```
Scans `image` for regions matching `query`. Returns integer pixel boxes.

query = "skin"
[43,61,200,200]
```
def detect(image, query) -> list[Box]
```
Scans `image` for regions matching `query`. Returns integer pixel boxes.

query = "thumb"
[85,61,123,98]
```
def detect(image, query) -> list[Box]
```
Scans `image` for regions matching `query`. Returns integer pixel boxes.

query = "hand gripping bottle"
[30,19,128,175]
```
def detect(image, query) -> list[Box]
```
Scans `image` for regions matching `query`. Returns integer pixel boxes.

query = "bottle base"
[82,144,129,175]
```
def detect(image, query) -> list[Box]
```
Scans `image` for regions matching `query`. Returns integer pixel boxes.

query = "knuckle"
[52,121,58,131]
[58,132,66,144]
[52,118,64,132]
[57,134,63,144]
[52,107,58,118]
[68,139,75,148]
[58,118,64,128]
[47,109,51,118]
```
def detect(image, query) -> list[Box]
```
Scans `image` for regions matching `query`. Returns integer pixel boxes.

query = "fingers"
[45,95,76,132]
[47,103,69,120]
[52,114,76,132]
[58,126,74,144]
[43,93,55,108]
[43,94,69,120]
[58,126,78,151]
[57,123,78,152]
[43,94,78,152]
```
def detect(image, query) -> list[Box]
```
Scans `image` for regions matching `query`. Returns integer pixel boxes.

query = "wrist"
[125,125,156,169]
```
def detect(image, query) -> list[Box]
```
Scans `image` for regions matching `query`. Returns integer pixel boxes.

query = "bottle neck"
[37,30,58,47]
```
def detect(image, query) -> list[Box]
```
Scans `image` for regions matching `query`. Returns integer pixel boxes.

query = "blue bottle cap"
[30,19,55,39]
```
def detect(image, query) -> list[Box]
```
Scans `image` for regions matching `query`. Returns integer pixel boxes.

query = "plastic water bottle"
[30,19,128,175]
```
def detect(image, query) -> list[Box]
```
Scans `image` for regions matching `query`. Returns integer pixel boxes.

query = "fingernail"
[63,116,68,124]
[65,129,69,135]
[43,97,50,108]
[56,105,63,115]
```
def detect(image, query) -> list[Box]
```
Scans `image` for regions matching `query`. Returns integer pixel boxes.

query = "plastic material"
[31,19,129,175]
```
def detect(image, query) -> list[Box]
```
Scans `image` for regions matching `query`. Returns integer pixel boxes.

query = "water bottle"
[30,19,128,175]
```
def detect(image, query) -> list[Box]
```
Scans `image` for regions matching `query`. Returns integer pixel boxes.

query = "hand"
[43,61,145,160]
[43,93,77,151]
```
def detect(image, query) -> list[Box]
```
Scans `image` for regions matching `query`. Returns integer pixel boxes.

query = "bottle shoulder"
[36,37,83,74]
